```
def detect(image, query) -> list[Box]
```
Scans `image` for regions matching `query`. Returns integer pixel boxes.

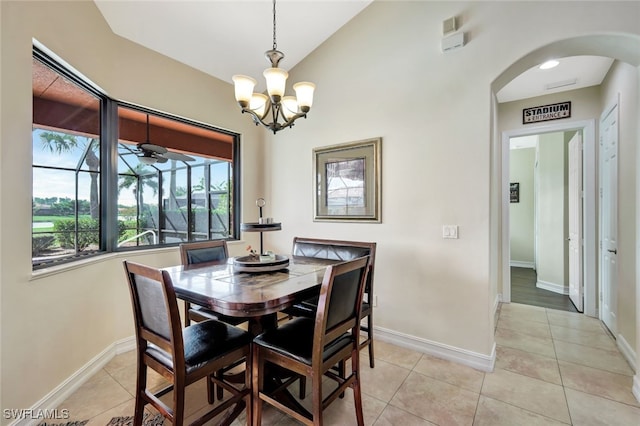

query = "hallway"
[511,267,579,313]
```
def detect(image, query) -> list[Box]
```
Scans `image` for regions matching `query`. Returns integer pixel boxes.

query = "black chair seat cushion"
[253,317,353,366]
[189,304,247,326]
[147,319,249,373]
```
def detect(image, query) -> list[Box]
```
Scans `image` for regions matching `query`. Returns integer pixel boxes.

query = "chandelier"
[232,0,315,134]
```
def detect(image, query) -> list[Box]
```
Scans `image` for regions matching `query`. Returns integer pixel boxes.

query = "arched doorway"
[490,33,640,396]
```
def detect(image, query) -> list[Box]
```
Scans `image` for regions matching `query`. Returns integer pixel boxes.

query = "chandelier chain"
[272,0,277,51]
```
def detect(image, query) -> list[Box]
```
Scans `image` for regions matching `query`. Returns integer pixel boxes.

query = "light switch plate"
[443,225,459,239]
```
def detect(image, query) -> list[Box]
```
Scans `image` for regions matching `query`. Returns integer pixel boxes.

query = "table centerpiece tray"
[233,254,289,273]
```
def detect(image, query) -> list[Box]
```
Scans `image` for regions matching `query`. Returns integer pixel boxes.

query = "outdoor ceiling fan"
[133,114,195,164]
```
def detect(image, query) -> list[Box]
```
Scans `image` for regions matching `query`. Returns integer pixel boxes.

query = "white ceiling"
[93,0,614,103]
[497,56,614,103]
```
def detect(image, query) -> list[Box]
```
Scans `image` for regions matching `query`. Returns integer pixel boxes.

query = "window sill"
[30,246,178,281]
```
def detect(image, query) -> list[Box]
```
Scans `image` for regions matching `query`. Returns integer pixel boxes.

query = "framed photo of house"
[313,137,381,222]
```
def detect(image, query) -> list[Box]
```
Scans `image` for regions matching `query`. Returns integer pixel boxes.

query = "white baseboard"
[536,280,569,295]
[510,261,535,269]
[373,326,496,372]
[616,333,637,373]
[494,294,501,317]
[8,336,135,426]
[633,375,640,403]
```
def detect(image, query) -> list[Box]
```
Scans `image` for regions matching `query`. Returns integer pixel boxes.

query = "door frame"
[501,119,597,317]
[599,99,619,332]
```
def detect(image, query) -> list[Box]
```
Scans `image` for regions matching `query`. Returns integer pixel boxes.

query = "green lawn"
[32,215,92,232]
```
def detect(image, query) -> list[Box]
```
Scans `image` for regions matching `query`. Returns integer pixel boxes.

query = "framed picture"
[510,182,520,203]
[313,137,381,222]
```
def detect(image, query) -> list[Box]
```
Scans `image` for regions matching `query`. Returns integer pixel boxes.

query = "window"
[32,55,103,263]
[32,49,240,269]
[116,106,236,247]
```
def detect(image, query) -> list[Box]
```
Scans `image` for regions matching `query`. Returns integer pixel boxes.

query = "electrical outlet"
[373,294,378,307]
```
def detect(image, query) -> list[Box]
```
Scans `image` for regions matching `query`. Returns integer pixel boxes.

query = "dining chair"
[251,256,370,426]
[179,240,246,327]
[123,260,251,426]
[180,240,251,401]
[286,237,377,368]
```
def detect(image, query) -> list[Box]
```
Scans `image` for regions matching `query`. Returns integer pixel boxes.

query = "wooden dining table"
[163,255,339,334]
[163,254,340,420]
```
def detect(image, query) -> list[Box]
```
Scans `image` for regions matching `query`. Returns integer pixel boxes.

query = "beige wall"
[0,0,264,416]
[509,148,536,265]
[264,0,639,357]
[2,0,640,416]
[537,133,567,290]
[601,61,638,353]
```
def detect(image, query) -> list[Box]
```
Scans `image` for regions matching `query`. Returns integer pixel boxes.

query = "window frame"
[32,47,241,269]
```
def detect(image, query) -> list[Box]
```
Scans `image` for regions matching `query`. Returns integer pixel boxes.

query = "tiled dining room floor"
[56,303,639,425]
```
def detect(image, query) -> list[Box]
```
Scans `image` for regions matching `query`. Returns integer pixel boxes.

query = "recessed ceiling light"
[539,60,559,70]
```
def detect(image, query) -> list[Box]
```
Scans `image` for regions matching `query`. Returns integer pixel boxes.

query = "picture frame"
[510,182,520,203]
[313,137,381,222]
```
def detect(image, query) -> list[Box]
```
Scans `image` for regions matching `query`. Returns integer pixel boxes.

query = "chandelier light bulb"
[281,96,298,120]
[263,67,288,103]
[232,75,257,107]
[250,93,269,119]
[293,82,315,112]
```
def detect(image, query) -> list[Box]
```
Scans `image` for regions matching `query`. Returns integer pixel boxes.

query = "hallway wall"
[509,147,536,266]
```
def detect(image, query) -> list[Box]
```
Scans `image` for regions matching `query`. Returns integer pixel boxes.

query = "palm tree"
[38,131,100,219]
[118,164,159,224]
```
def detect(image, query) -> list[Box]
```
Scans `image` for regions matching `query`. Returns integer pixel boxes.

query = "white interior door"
[568,132,583,312]
[600,103,618,334]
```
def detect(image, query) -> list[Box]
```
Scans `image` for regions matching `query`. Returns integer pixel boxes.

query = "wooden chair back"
[179,240,229,265]
[314,256,370,363]
[123,261,185,374]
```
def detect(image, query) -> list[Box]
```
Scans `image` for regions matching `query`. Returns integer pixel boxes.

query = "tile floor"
[56,303,639,425]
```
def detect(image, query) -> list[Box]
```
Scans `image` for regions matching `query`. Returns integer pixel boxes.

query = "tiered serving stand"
[233,198,289,272]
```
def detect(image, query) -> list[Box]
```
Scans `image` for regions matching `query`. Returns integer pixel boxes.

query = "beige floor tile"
[558,361,639,407]
[497,315,552,339]
[107,362,170,396]
[495,327,556,358]
[57,369,132,421]
[103,351,136,375]
[500,303,547,316]
[565,388,640,426]
[473,396,569,426]
[481,368,570,423]
[413,354,485,393]
[84,399,135,425]
[374,405,436,425]
[319,390,387,426]
[553,340,634,376]
[243,404,286,426]
[495,345,561,385]
[372,339,422,370]
[390,371,479,426]
[272,387,386,426]
[359,358,411,402]
[499,303,549,324]
[549,324,617,351]
[546,311,606,333]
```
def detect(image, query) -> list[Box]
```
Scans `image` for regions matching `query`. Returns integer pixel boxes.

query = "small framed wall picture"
[313,137,381,222]
[510,182,520,203]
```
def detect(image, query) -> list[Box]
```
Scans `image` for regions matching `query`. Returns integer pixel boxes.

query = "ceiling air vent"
[545,79,577,90]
